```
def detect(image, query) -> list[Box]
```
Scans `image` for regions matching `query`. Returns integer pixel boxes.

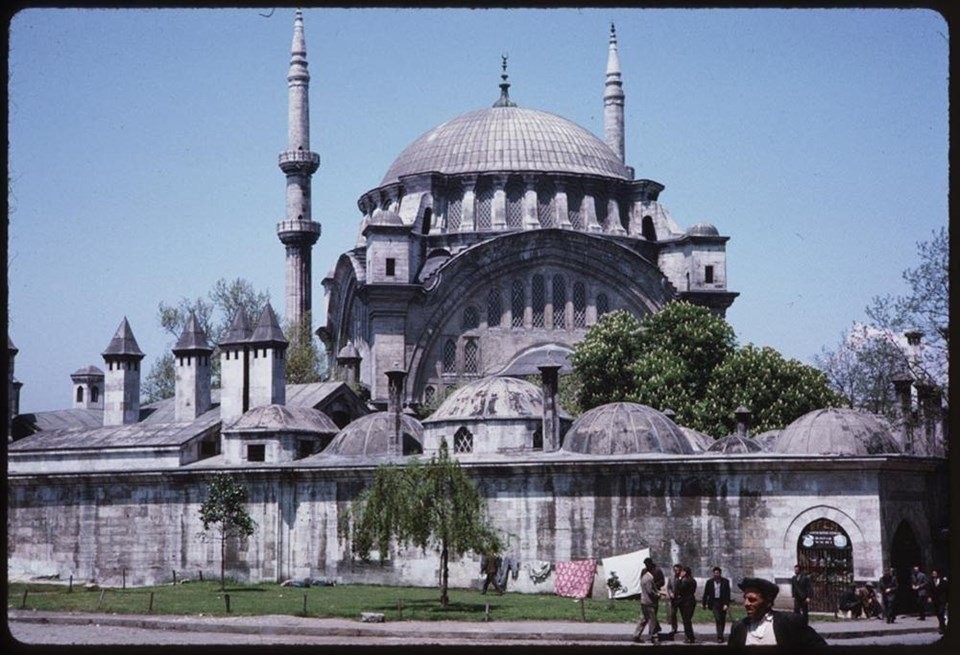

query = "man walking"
[911,564,930,620]
[701,566,731,643]
[929,568,948,635]
[665,563,683,637]
[879,566,899,624]
[789,564,812,625]
[676,566,698,644]
[633,557,663,644]
[479,553,503,595]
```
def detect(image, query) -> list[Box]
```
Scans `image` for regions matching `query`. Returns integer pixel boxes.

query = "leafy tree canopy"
[198,473,257,590]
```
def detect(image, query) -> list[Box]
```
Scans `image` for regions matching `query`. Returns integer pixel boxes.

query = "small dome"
[686,222,719,236]
[324,412,423,456]
[370,207,403,226]
[227,405,339,434]
[753,429,781,450]
[71,365,104,378]
[562,402,695,456]
[679,426,715,452]
[380,106,629,186]
[424,376,559,422]
[706,434,765,454]
[773,408,901,456]
[337,342,360,359]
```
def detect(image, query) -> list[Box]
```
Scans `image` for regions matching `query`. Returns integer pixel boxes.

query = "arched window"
[421,207,433,235]
[91,386,99,403]
[567,189,584,230]
[573,281,586,328]
[464,338,479,375]
[446,185,463,231]
[442,339,457,373]
[797,519,854,612]
[506,179,524,228]
[511,279,525,328]
[596,292,610,318]
[423,385,436,406]
[531,274,545,327]
[462,305,480,330]
[641,215,657,241]
[453,426,474,454]
[76,386,84,403]
[552,274,567,329]
[537,180,556,227]
[487,289,502,328]
[475,181,493,230]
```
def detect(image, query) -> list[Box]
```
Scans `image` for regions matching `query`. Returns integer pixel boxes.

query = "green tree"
[696,345,846,437]
[570,310,646,410]
[142,352,175,404]
[285,313,327,384]
[198,473,257,591]
[340,439,502,607]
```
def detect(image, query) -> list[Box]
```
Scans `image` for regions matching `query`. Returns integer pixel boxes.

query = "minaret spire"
[492,54,517,108]
[603,22,626,164]
[277,8,321,335]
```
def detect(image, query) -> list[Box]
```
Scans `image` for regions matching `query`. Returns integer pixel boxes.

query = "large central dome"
[380,106,630,186]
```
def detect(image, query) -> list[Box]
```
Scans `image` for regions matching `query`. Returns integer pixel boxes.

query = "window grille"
[442,338,456,373]
[506,181,524,228]
[537,182,556,227]
[446,191,462,231]
[573,281,586,328]
[568,191,583,230]
[511,280,525,328]
[487,289,502,327]
[464,338,479,374]
[454,427,474,454]
[462,305,480,330]
[424,386,435,405]
[532,275,545,327]
[476,183,493,230]
[552,275,567,329]
[596,293,610,318]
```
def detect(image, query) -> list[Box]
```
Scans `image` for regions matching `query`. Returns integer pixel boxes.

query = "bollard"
[485,602,490,622]
[149,592,154,613]
[122,568,126,590]
[68,575,73,593]
[579,598,586,622]
[303,593,308,615]
[224,593,231,613]
[172,570,177,585]
[97,589,105,610]
[20,589,28,609]
[199,570,203,582]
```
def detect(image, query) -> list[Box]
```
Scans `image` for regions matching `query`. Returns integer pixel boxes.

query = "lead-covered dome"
[380,106,630,185]
[324,412,423,457]
[706,434,765,454]
[424,376,562,422]
[562,402,695,456]
[772,408,901,456]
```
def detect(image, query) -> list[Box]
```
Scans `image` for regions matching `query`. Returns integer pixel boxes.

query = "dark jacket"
[790,572,812,599]
[702,575,731,608]
[676,575,697,609]
[728,610,827,651]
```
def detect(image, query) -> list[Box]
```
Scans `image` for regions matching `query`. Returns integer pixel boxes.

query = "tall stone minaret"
[603,22,625,164]
[276,9,321,334]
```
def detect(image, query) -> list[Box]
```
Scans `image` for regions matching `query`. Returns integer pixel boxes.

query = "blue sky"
[7,7,948,412]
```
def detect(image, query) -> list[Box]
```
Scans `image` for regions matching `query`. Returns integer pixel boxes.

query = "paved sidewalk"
[7,608,943,644]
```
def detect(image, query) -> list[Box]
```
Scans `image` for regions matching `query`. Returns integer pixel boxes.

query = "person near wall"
[702,566,732,643]
[665,563,683,637]
[911,564,930,620]
[676,566,698,644]
[838,585,862,618]
[790,564,813,625]
[479,554,503,595]
[879,566,899,624]
[929,568,948,635]
[728,577,827,650]
[632,557,664,644]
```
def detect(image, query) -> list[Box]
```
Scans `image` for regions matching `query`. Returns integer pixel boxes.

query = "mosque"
[7,11,947,613]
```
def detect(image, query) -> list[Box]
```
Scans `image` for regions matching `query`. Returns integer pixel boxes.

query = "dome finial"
[493,53,517,108]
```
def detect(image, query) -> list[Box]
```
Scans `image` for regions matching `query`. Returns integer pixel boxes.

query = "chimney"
[734,405,752,438]
[336,341,361,387]
[385,364,406,457]
[539,364,561,451]
[101,318,145,426]
[891,369,916,453]
[172,312,214,422]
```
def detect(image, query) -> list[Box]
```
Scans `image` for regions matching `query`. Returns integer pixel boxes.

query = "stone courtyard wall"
[7,456,945,594]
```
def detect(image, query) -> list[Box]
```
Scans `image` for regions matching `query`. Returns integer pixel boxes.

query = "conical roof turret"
[250,303,288,346]
[173,312,214,353]
[219,309,253,347]
[101,317,145,359]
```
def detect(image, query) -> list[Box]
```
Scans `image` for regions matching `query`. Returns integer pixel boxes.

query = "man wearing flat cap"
[728,577,827,649]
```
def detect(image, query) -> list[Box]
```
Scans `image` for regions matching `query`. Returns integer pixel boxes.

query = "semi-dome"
[706,434,765,454]
[380,106,630,186]
[424,376,563,422]
[324,412,423,457]
[227,405,339,434]
[562,402,695,456]
[773,408,901,456]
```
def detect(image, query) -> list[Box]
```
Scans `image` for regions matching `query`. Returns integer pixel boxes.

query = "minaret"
[172,312,214,422]
[101,318,145,426]
[276,9,321,334]
[603,22,625,164]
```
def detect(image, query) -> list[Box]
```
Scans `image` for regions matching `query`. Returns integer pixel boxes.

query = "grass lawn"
[8,580,766,624]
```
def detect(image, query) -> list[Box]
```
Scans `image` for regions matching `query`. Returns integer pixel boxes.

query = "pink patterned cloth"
[553,559,597,599]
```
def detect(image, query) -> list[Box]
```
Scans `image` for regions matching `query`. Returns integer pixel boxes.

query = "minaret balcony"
[279,150,320,175]
[277,219,321,245]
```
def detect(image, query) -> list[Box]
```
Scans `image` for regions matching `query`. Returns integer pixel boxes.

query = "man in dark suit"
[879,566,899,624]
[790,564,813,625]
[728,577,827,650]
[701,566,731,642]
